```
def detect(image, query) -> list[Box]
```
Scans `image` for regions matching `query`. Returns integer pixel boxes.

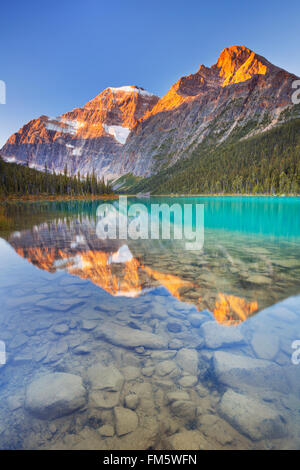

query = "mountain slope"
[120,45,299,177]
[1,45,299,187]
[126,118,300,194]
[1,86,159,179]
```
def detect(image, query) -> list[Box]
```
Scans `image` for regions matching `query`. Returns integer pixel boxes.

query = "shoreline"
[120,193,300,198]
[0,194,118,203]
[0,193,299,203]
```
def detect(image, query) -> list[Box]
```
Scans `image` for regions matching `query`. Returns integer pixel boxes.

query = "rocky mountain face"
[1,86,159,179]
[121,46,299,177]
[1,46,299,180]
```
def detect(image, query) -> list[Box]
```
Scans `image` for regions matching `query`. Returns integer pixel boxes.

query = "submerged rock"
[170,400,196,420]
[155,360,177,377]
[89,390,120,409]
[213,351,288,393]
[201,321,245,349]
[251,332,279,360]
[98,424,115,437]
[188,313,207,328]
[81,320,98,331]
[151,350,177,361]
[122,366,140,381]
[25,373,86,419]
[219,390,287,441]
[247,274,272,285]
[52,323,69,335]
[95,324,167,349]
[124,393,139,410]
[167,430,213,450]
[10,334,29,349]
[44,339,68,363]
[87,363,124,392]
[178,375,198,387]
[167,322,182,333]
[142,366,155,377]
[168,339,184,350]
[176,348,198,375]
[73,344,93,355]
[166,391,190,404]
[114,407,139,436]
[7,394,24,411]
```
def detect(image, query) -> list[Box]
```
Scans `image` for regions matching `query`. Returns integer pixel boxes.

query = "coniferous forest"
[127,119,300,195]
[1,119,300,198]
[0,157,112,197]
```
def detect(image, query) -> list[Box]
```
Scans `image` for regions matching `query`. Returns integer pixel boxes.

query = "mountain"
[120,45,299,180]
[1,86,159,179]
[1,45,300,192]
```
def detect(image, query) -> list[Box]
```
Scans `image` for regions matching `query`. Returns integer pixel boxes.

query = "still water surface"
[0,196,299,449]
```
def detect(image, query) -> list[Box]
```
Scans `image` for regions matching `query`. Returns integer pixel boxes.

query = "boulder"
[74,344,93,355]
[155,360,177,377]
[142,367,154,377]
[168,339,184,350]
[89,390,120,409]
[178,375,198,387]
[219,390,287,441]
[151,350,177,360]
[167,430,213,450]
[176,348,198,375]
[98,424,115,437]
[213,351,288,393]
[109,418,159,450]
[170,400,196,420]
[201,321,245,349]
[25,373,86,419]
[124,393,139,410]
[251,332,279,360]
[52,323,69,335]
[114,407,138,436]
[188,313,206,328]
[95,324,167,349]
[122,366,140,381]
[87,363,124,392]
[167,322,182,333]
[199,416,234,446]
[81,320,97,331]
[10,334,29,349]
[166,391,190,404]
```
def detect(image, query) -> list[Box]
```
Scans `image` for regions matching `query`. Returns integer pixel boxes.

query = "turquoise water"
[0,196,299,449]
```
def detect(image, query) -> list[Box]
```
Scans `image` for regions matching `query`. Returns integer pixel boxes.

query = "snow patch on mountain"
[46,118,82,135]
[108,86,156,97]
[103,124,130,144]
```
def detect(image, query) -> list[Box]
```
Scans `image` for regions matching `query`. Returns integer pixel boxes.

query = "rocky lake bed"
[0,197,300,450]
[0,259,300,450]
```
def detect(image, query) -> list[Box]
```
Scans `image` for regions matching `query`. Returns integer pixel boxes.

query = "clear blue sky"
[1,0,300,147]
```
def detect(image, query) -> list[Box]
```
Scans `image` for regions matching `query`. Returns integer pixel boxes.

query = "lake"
[0,196,300,449]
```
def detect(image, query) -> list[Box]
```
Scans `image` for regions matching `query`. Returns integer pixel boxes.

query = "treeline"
[128,119,300,195]
[0,157,113,197]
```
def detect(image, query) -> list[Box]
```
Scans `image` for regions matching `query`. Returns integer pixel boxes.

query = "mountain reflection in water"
[3,196,300,326]
[1,197,300,450]
[7,219,259,325]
